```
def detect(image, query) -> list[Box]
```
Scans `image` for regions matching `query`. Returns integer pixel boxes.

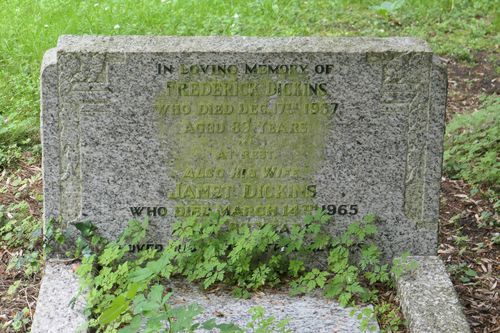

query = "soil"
[0,157,43,332]
[0,52,498,332]
[440,52,499,332]
[446,51,499,121]
[439,178,499,332]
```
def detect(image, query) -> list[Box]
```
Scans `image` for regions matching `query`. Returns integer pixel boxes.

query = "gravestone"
[35,36,456,333]
[41,36,446,257]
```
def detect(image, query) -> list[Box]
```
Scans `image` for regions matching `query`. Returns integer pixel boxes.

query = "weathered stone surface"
[169,281,379,332]
[31,266,378,333]
[395,256,470,333]
[41,36,446,257]
[31,260,87,333]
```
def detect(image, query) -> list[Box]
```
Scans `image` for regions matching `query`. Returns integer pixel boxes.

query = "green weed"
[447,262,478,284]
[246,306,291,333]
[444,94,500,197]
[373,301,405,332]
[0,171,43,276]
[71,212,414,332]
[72,218,288,332]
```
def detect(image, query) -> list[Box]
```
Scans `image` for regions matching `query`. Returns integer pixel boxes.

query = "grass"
[444,94,500,194]
[0,0,498,155]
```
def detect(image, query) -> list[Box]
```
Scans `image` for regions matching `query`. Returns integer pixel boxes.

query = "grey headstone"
[41,36,446,257]
[38,36,453,333]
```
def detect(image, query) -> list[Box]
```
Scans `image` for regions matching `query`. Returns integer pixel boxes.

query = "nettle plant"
[73,211,415,332]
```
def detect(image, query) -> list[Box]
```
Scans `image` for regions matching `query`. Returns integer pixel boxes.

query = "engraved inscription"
[155,63,338,219]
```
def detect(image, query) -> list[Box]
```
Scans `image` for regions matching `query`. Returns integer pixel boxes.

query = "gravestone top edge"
[55,35,432,53]
[40,47,57,75]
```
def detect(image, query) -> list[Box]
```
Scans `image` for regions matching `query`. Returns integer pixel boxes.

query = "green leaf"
[118,315,142,333]
[98,244,125,266]
[338,292,352,306]
[459,276,471,283]
[201,318,218,330]
[200,318,243,332]
[217,323,244,332]
[170,304,204,332]
[304,214,313,225]
[129,267,154,282]
[133,294,160,314]
[98,294,130,325]
[465,268,477,277]
[288,260,305,277]
[74,221,96,238]
[149,284,164,304]
[126,283,141,299]
[145,313,167,332]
